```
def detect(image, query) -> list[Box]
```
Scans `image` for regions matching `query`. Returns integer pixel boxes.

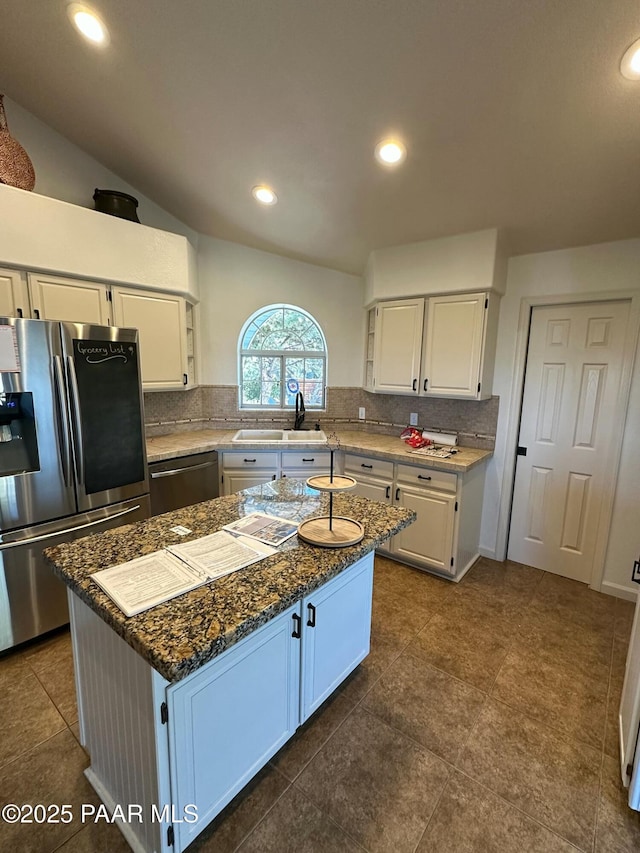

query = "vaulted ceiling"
[1,1,639,273]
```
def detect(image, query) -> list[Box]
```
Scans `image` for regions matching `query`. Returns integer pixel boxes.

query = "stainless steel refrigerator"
[0,318,150,652]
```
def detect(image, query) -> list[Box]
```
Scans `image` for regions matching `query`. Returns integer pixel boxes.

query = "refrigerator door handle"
[53,355,72,488]
[0,504,143,551]
[65,355,85,487]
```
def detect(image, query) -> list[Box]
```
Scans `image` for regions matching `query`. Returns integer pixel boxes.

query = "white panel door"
[421,293,486,398]
[28,273,111,324]
[508,301,629,582]
[619,586,640,803]
[372,299,424,394]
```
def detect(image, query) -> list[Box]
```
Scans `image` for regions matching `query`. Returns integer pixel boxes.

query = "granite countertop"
[146,429,491,473]
[45,479,415,683]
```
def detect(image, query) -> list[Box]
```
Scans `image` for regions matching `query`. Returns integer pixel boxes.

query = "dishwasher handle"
[150,459,217,479]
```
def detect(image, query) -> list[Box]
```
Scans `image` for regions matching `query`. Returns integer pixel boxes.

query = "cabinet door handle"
[385,485,390,499]
[361,463,373,469]
[292,613,302,638]
[307,603,316,627]
[423,379,428,391]
[417,475,432,481]
[34,308,40,319]
[395,487,400,501]
[302,458,315,463]
[244,458,257,463]
[272,474,277,480]
[632,560,640,584]
[16,308,23,318]
[183,373,188,385]
[412,378,417,391]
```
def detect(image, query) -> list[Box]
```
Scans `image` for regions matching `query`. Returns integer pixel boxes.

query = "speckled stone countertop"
[44,479,415,683]
[146,429,491,473]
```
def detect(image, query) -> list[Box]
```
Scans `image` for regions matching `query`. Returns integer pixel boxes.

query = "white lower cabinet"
[70,553,374,853]
[344,454,393,555]
[393,485,456,575]
[167,605,300,851]
[221,450,330,494]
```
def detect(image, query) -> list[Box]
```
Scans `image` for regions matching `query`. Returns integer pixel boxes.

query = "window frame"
[238,304,327,410]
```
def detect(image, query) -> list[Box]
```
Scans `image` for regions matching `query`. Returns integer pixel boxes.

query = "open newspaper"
[91,530,275,617]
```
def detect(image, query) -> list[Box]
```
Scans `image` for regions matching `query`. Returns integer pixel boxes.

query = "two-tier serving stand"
[297,436,364,548]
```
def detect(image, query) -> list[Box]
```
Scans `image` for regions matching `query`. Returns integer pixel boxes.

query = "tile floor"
[1,556,639,852]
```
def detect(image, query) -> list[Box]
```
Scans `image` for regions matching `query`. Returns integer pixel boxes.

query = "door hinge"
[455,501,458,512]
[167,825,174,846]
[106,290,112,302]
[516,446,528,457]
[632,559,640,584]
[484,297,488,309]
[160,702,168,724]
[450,557,454,567]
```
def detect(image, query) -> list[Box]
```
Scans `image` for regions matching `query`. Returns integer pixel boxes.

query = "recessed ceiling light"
[620,37,640,80]
[67,4,109,46]
[375,139,406,167]
[252,186,278,205]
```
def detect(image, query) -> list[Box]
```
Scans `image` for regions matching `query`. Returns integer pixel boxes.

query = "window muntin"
[239,306,326,408]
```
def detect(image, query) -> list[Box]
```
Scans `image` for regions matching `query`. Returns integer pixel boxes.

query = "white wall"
[482,238,640,597]
[365,228,502,305]
[197,236,364,386]
[3,96,199,247]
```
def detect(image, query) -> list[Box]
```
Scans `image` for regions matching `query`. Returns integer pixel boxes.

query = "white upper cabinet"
[371,298,424,394]
[367,291,499,400]
[421,292,495,399]
[28,273,111,325]
[0,267,29,318]
[111,287,190,391]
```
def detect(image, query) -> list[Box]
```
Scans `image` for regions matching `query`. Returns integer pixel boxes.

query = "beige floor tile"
[614,599,636,641]
[24,629,73,675]
[371,586,436,647]
[0,728,101,853]
[0,647,31,689]
[491,645,608,749]
[0,668,66,768]
[514,606,614,679]
[454,557,544,606]
[374,557,453,607]
[458,699,601,851]
[611,634,630,690]
[604,691,621,761]
[237,785,361,853]
[271,687,356,781]
[531,574,617,634]
[296,706,449,853]
[55,822,132,852]
[34,654,79,726]
[409,610,511,692]
[417,770,577,852]
[339,631,407,703]
[190,764,290,853]
[596,754,640,852]
[362,651,486,763]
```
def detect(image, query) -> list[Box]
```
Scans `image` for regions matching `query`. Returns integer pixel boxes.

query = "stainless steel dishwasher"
[148,451,219,516]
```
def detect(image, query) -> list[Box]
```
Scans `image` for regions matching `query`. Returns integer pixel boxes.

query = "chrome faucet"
[294,392,306,430]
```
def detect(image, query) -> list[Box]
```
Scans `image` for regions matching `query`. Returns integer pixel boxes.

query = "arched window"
[239,305,327,408]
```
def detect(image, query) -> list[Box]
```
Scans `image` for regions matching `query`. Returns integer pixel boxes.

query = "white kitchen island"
[45,479,415,853]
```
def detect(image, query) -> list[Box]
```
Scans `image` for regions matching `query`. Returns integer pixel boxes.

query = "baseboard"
[478,546,497,560]
[600,580,638,602]
[84,768,149,853]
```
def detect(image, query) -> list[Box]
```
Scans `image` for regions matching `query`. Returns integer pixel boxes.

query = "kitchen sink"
[232,429,327,443]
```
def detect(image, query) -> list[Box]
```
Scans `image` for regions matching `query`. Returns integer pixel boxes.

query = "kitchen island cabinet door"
[300,552,373,722]
[112,286,189,391]
[167,604,300,852]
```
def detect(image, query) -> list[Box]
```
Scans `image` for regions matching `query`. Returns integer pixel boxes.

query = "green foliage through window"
[239,306,326,408]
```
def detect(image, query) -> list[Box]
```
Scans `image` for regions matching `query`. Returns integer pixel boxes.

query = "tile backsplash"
[143,386,498,449]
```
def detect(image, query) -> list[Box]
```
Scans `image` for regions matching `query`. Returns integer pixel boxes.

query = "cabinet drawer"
[344,454,393,480]
[395,463,457,493]
[281,452,330,470]
[222,452,279,469]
